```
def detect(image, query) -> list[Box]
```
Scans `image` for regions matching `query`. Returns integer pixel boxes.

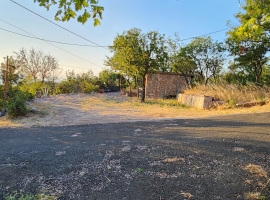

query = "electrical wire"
[179,28,230,41]
[0,26,107,47]
[10,0,109,50]
[1,25,230,49]
[0,19,103,69]
[9,0,231,46]
[59,64,98,70]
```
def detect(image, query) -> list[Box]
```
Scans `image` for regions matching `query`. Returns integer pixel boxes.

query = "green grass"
[4,192,56,200]
[144,98,189,108]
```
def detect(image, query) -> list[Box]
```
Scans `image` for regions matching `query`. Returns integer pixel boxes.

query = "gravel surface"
[0,112,270,199]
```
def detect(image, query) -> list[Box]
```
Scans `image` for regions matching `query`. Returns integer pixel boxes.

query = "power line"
[9,0,230,47]
[0,24,230,50]
[10,0,109,50]
[179,28,230,41]
[0,26,108,47]
[0,18,103,69]
[59,64,100,70]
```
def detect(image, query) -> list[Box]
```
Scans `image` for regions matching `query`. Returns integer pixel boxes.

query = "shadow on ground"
[0,112,269,199]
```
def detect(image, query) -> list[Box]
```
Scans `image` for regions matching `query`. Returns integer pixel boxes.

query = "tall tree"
[227,39,269,84]
[35,0,104,26]
[167,36,196,87]
[181,37,226,85]
[227,0,270,45]
[107,28,168,102]
[15,48,61,83]
[227,0,270,84]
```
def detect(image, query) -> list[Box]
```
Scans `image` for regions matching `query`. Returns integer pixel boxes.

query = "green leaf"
[94,18,101,26]
[91,0,98,4]
[83,1,89,7]
[78,10,91,24]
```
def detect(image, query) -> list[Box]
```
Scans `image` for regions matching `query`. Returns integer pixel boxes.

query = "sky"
[0,0,242,78]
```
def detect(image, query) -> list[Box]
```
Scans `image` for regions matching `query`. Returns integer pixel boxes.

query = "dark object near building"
[103,86,120,92]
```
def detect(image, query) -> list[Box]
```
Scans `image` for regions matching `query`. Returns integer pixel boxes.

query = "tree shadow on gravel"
[0,112,269,199]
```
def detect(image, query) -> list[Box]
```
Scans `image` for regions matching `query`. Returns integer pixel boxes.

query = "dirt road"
[1,92,270,127]
[0,112,269,199]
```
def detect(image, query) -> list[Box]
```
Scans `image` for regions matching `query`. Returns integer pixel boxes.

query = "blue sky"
[0,0,241,77]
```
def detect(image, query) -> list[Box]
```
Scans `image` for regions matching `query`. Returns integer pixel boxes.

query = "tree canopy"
[228,0,270,45]
[226,0,270,84]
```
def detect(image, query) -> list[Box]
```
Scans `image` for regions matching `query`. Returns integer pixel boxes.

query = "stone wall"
[145,72,191,99]
[177,93,213,109]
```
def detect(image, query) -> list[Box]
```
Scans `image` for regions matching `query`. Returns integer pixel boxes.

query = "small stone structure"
[35,91,42,98]
[145,72,193,99]
[177,93,214,109]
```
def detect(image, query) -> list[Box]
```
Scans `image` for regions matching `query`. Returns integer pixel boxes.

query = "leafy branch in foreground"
[34,0,104,26]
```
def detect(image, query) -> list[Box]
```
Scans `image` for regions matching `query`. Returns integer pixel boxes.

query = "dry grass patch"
[0,116,20,127]
[243,164,270,200]
[1,93,270,127]
[244,164,268,178]
[184,83,270,108]
[163,157,185,163]
[244,192,265,200]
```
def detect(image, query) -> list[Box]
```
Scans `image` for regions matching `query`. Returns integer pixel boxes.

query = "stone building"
[145,72,193,99]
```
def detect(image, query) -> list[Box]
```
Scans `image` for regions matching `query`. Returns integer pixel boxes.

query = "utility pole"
[4,56,8,103]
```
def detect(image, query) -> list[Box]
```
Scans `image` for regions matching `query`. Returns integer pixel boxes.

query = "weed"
[136,168,143,173]
[244,192,265,200]
[244,164,268,178]
[243,164,270,199]
[4,192,56,200]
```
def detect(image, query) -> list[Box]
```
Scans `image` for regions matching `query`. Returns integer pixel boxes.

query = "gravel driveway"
[0,112,269,199]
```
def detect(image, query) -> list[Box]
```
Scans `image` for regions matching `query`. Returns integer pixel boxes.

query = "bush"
[19,75,46,96]
[8,88,34,101]
[55,80,99,94]
[80,80,99,93]
[7,90,29,117]
[55,79,78,94]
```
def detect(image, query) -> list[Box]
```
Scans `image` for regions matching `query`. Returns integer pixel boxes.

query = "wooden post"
[4,56,8,103]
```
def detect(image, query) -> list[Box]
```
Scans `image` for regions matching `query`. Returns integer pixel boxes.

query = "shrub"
[19,75,46,96]
[0,98,5,111]
[55,79,78,94]
[8,89,34,101]
[7,90,29,117]
[80,80,99,93]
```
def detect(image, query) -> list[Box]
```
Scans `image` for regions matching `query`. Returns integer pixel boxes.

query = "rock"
[29,107,38,112]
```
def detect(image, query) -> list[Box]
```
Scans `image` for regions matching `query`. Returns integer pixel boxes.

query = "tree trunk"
[127,79,131,94]
[119,75,122,91]
[129,82,131,94]
[141,75,146,102]
[181,72,191,88]
[135,76,139,98]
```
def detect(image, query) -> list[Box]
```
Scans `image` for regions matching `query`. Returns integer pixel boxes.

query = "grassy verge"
[184,83,270,108]
[144,98,189,108]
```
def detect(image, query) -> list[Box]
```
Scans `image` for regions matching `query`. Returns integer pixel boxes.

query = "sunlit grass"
[144,98,189,108]
[184,83,270,107]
